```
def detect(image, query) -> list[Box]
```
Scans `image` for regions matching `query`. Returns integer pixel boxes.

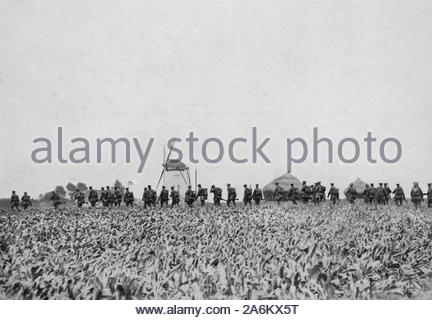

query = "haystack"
[263,172,302,200]
[343,178,367,198]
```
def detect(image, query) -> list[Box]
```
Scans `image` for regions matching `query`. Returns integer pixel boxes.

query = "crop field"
[1,203,432,299]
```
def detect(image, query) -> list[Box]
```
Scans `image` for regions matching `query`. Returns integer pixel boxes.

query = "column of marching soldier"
[8,181,432,210]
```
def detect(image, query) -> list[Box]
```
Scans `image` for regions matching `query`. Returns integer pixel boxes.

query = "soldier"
[123,187,135,207]
[210,185,222,206]
[287,183,299,205]
[392,183,405,206]
[367,183,376,204]
[346,183,357,205]
[185,186,196,207]
[88,186,99,207]
[226,184,237,207]
[74,188,85,207]
[21,192,32,209]
[10,191,20,211]
[144,186,153,208]
[49,191,62,209]
[252,184,263,205]
[243,184,252,206]
[375,183,386,205]
[320,183,327,202]
[383,183,392,205]
[114,187,122,207]
[142,187,148,208]
[327,183,339,205]
[196,184,208,206]
[170,186,180,207]
[410,182,424,210]
[159,186,169,208]
[312,182,324,204]
[363,184,370,203]
[426,183,432,208]
[273,182,284,205]
[312,182,319,204]
[106,186,115,207]
[147,186,157,207]
[100,187,109,207]
[301,181,312,204]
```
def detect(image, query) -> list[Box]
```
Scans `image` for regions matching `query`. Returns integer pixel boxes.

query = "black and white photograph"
[1,0,432,319]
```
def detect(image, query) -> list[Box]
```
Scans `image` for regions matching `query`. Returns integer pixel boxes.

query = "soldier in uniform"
[144,186,153,208]
[74,188,85,207]
[88,186,99,207]
[10,191,20,211]
[114,187,122,207]
[142,187,148,208]
[100,187,109,207]
[273,182,284,205]
[346,183,357,205]
[312,182,324,204]
[252,184,263,205]
[367,183,376,204]
[243,184,252,206]
[301,181,312,204]
[170,186,180,207]
[327,183,339,205]
[287,183,299,205]
[320,183,327,202]
[392,183,405,206]
[383,183,392,205]
[363,184,370,203]
[426,183,432,208]
[144,186,152,208]
[185,186,196,207]
[226,184,237,207]
[375,183,386,205]
[106,186,115,207]
[49,191,62,209]
[123,187,135,207]
[210,185,222,206]
[196,184,207,206]
[21,192,32,209]
[410,182,424,210]
[311,182,319,204]
[147,185,157,207]
[159,186,169,208]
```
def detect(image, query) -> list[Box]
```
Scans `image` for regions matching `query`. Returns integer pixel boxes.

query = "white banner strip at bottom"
[0,300,430,320]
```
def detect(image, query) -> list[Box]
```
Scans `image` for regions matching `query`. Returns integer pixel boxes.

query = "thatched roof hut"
[263,173,302,201]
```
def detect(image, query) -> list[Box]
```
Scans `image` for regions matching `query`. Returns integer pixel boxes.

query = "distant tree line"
[37,180,125,201]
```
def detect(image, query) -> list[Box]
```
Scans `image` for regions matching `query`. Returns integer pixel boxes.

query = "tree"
[76,182,88,192]
[54,185,66,197]
[114,179,124,193]
[114,179,123,189]
[66,182,77,200]
[41,192,52,201]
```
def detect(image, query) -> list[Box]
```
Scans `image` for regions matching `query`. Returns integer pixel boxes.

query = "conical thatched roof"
[343,178,367,197]
[263,173,302,200]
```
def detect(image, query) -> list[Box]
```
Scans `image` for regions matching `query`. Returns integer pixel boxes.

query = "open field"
[1,203,432,299]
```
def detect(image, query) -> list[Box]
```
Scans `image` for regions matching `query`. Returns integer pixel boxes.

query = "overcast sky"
[1,0,431,197]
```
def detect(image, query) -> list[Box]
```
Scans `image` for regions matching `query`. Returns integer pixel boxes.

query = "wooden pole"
[163,146,166,186]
